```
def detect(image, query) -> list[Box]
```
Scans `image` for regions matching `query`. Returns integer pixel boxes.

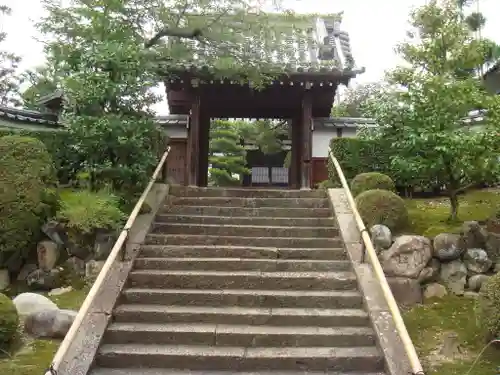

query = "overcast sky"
[1,0,499,114]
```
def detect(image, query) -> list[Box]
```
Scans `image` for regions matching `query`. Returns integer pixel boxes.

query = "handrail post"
[328,149,425,375]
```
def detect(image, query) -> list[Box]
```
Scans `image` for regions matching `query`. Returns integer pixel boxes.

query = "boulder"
[48,286,73,297]
[65,257,86,276]
[370,224,392,251]
[467,274,490,292]
[85,260,105,280]
[433,233,463,262]
[387,277,423,306]
[460,221,488,250]
[485,232,500,265]
[381,235,432,279]
[94,230,117,260]
[0,269,10,290]
[463,248,492,274]
[13,292,58,316]
[26,268,64,291]
[440,260,467,295]
[17,263,37,281]
[423,283,448,300]
[418,258,441,284]
[37,240,60,271]
[24,308,77,339]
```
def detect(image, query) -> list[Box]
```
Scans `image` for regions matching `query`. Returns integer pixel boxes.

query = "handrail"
[328,149,425,375]
[45,146,171,375]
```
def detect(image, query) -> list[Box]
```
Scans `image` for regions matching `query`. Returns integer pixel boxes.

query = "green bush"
[0,293,19,349]
[478,273,500,341]
[57,189,125,240]
[0,128,82,184]
[351,172,395,197]
[317,179,339,190]
[355,189,408,231]
[0,136,58,268]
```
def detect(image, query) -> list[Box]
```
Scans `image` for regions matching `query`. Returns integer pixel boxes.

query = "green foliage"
[0,135,57,269]
[478,272,500,341]
[56,189,125,235]
[209,120,249,186]
[0,5,22,106]
[0,293,18,349]
[330,82,386,118]
[317,179,338,190]
[366,0,500,220]
[350,172,395,197]
[328,137,391,184]
[355,189,409,231]
[0,128,82,184]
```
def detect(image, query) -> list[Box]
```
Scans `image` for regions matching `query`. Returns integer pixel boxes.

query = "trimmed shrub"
[317,179,339,190]
[351,172,395,197]
[478,273,500,341]
[0,128,81,184]
[0,136,59,267]
[0,293,19,349]
[355,189,408,231]
[56,189,125,248]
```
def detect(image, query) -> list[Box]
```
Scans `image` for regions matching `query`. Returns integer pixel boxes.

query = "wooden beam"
[290,115,302,189]
[187,92,201,186]
[301,90,313,189]
[197,111,210,187]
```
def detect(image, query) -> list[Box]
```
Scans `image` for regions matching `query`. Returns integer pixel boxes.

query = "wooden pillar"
[301,90,312,190]
[187,92,200,186]
[289,115,302,189]
[197,112,210,187]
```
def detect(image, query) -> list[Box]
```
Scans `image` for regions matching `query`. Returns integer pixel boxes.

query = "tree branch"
[145,28,202,48]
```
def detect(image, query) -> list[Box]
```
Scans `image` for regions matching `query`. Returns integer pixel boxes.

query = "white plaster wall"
[164,126,188,139]
[312,128,357,157]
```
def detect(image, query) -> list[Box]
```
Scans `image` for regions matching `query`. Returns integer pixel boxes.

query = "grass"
[404,295,500,375]
[405,189,500,237]
[0,287,88,375]
[403,188,500,374]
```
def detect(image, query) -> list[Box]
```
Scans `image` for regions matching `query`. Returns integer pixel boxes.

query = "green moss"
[405,189,500,237]
[404,295,500,375]
[0,287,88,374]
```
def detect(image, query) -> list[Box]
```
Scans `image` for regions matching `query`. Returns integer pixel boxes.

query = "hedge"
[0,128,81,184]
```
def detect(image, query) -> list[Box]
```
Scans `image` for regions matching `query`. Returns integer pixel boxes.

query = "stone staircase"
[90,186,386,375]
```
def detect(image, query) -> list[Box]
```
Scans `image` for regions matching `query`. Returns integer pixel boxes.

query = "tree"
[331,82,387,118]
[0,5,22,106]
[367,0,500,221]
[209,120,249,186]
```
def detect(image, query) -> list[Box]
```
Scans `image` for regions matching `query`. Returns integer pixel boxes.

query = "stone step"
[90,369,387,375]
[170,197,330,209]
[103,323,377,347]
[95,344,384,372]
[150,223,338,238]
[145,234,343,249]
[139,245,348,261]
[155,214,336,227]
[121,288,364,309]
[134,258,352,272]
[113,305,370,327]
[128,270,357,290]
[169,185,327,198]
[163,206,332,218]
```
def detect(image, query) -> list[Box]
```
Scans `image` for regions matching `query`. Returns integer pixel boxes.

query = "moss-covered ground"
[404,188,500,375]
[0,287,88,375]
[405,188,500,237]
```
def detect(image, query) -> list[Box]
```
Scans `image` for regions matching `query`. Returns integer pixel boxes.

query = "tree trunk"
[449,192,459,222]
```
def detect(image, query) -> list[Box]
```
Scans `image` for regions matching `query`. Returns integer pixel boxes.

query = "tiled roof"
[314,117,377,128]
[167,13,359,75]
[0,106,59,127]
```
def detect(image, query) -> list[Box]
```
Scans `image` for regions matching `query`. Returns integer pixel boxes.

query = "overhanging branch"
[145,28,202,48]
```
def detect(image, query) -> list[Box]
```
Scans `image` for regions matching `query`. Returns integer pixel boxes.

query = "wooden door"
[311,157,329,187]
[166,139,187,185]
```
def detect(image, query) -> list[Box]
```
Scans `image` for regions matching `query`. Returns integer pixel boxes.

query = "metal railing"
[45,146,171,375]
[328,149,425,375]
